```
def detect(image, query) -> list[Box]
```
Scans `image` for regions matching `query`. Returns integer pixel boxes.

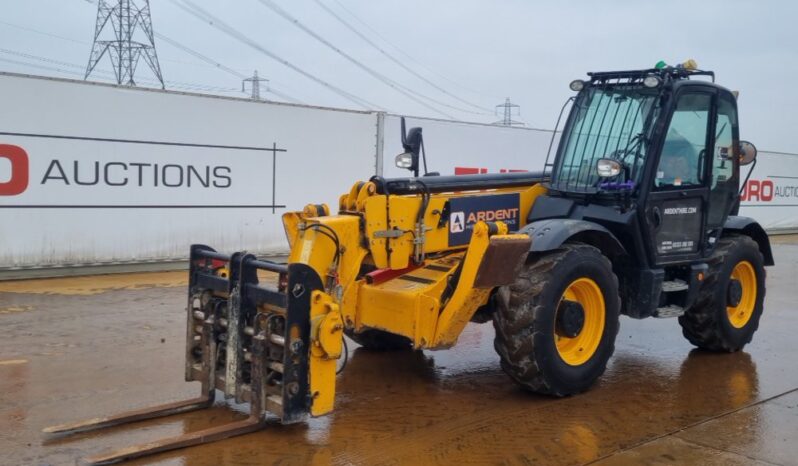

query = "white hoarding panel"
[739,151,798,231]
[382,115,557,177]
[0,73,377,268]
[1,73,796,272]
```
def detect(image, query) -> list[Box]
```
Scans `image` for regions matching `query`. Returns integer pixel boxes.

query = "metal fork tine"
[42,253,290,464]
[42,395,214,436]
[84,325,271,465]
[45,302,219,438]
[84,416,266,465]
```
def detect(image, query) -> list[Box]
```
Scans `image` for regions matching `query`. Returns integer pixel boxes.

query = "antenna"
[242,70,269,100]
[85,0,164,88]
[493,97,524,126]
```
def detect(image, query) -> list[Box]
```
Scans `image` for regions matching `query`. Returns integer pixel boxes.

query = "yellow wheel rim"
[555,278,605,366]
[727,261,757,328]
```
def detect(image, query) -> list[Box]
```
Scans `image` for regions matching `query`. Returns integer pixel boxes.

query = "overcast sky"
[1,0,797,153]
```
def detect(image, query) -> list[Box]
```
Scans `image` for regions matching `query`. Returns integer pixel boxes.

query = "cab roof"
[587,67,715,84]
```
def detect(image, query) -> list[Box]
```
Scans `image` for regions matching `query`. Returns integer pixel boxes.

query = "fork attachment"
[43,244,321,465]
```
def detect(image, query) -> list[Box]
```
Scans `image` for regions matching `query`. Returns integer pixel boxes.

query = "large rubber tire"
[493,243,620,396]
[678,235,766,352]
[344,328,412,351]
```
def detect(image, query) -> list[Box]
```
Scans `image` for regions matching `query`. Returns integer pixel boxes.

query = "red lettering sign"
[455,167,528,175]
[0,144,29,196]
[455,167,487,175]
[741,179,774,202]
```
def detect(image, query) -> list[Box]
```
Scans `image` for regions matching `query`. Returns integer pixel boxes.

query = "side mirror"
[397,117,424,176]
[596,158,622,177]
[739,141,757,166]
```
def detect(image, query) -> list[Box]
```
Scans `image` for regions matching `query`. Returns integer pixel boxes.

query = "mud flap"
[474,234,532,288]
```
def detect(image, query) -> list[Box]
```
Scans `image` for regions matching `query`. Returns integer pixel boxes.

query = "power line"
[0,16,240,74]
[312,0,491,114]
[154,32,302,103]
[2,0,358,106]
[0,47,91,71]
[256,0,461,119]
[0,49,242,93]
[0,20,89,45]
[0,14,300,103]
[328,0,500,101]
[75,0,483,110]
[79,0,302,103]
[169,0,381,110]
[0,57,89,78]
[155,32,246,79]
[268,87,303,104]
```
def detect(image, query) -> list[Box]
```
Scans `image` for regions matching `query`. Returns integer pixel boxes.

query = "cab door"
[705,93,740,229]
[644,89,715,265]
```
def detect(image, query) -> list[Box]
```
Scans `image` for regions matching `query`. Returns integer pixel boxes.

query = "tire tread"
[493,243,620,396]
[678,235,766,352]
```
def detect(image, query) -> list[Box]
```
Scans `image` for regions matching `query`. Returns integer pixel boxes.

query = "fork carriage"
[44,245,320,464]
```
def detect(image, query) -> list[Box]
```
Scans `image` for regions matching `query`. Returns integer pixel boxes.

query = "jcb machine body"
[47,62,772,464]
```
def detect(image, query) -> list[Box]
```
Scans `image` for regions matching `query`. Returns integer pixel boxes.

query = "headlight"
[596,158,622,177]
[395,152,413,169]
[569,79,585,92]
[643,75,661,88]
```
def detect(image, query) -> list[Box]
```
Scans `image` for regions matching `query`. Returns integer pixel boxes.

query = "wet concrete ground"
[1,240,797,466]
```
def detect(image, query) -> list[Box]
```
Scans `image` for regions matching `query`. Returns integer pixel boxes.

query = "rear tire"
[344,328,412,351]
[493,243,620,396]
[678,235,766,352]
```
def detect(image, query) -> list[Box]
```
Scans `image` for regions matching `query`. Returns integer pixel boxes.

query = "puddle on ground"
[0,239,796,465]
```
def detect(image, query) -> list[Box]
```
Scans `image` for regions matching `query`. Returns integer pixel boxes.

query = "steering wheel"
[606,148,635,164]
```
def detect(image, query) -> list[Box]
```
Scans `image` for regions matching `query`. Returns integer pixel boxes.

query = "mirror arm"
[420,139,428,176]
[739,157,757,196]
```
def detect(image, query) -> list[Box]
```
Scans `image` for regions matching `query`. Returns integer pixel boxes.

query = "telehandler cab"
[46,61,772,464]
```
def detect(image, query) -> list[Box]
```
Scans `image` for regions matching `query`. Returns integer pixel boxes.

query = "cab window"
[707,95,738,227]
[655,93,711,188]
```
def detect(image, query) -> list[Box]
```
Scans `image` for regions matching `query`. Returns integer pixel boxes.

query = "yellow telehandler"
[46,62,772,464]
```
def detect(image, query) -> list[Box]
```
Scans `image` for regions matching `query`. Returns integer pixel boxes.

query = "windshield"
[551,85,659,192]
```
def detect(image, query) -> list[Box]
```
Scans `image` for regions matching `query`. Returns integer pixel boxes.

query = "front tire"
[679,235,766,351]
[493,243,620,396]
